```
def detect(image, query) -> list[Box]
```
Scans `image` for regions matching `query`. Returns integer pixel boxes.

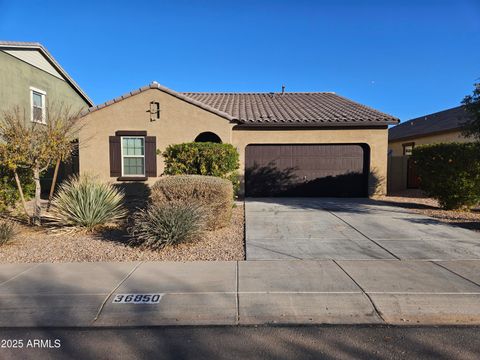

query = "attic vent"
[149,101,160,121]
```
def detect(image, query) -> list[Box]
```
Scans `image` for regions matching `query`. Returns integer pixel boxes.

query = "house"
[388,106,473,156]
[79,82,398,197]
[0,41,93,188]
[0,41,93,116]
[387,106,474,191]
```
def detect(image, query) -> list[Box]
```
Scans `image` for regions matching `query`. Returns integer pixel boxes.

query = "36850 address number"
[112,293,163,304]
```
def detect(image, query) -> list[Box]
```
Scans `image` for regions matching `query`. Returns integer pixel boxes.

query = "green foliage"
[151,175,233,230]
[0,220,16,246]
[0,166,34,212]
[128,202,205,250]
[162,142,240,193]
[462,82,480,140]
[45,175,127,231]
[412,143,480,210]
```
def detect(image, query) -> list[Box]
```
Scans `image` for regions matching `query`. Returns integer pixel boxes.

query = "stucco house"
[79,82,398,197]
[0,41,93,188]
[388,106,473,156]
[387,106,474,191]
[0,41,93,116]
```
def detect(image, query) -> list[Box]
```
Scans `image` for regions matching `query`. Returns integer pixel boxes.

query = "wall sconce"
[149,101,160,121]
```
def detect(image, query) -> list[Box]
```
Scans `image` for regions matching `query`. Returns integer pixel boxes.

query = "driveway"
[245,198,480,260]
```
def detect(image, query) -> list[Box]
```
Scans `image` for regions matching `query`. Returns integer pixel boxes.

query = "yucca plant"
[0,220,16,245]
[128,202,205,250]
[45,175,127,231]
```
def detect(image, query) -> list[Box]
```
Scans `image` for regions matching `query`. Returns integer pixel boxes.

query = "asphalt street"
[0,325,479,360]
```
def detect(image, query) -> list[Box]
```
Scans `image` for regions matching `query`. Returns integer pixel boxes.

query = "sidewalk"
[0,260,479,327]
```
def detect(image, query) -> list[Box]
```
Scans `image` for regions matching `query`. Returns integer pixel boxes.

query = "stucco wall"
[388,130,473,156]
[78,88,235,183]
[0,51,88,115]
[79,88,389,195]
[232,128,389,195]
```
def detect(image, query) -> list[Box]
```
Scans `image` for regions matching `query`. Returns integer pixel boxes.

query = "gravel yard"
[0,205,245,263]
[376,190,480,232]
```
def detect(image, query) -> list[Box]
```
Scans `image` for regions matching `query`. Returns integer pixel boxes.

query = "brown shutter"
[109,136,121,177]
[145,136,157,177]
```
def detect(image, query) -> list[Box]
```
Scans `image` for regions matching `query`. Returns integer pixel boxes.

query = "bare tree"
[0,103,82,225]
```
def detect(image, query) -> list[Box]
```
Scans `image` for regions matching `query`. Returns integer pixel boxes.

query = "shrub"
[162,142,240,193]
[412,142,480,210]
[0,220,16,245]
[151,175,233,229]
[128,202,205,250]
[45,175,127,231]
[0,166,34,213]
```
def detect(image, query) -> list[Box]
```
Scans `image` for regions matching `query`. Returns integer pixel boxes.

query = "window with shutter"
[110,133,157,180]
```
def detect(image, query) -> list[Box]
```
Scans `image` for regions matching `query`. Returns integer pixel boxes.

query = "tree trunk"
[32,164,42,226]
[13,169,29,218]
[46,158,61,212]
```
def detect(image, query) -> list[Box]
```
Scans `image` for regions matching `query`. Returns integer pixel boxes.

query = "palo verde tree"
[0,103,82,225]
[461,82,480,140]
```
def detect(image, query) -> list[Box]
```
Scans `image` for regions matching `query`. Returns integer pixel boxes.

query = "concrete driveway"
[245,198,480,260]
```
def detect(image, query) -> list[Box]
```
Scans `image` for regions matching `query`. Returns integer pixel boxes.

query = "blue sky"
[0,0,479,121]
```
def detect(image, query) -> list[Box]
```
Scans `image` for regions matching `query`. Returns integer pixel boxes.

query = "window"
[403,142,415,156]
[121,137,145,176]
[194,131,222,143]
[30,87,46,123]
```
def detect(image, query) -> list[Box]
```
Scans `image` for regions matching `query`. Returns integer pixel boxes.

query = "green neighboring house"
[0,41,93,190]
[0,41,93,116]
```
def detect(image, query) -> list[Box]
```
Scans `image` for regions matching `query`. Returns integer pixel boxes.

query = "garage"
[245,144,369,197]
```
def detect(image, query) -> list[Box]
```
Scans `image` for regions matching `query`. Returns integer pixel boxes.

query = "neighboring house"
[388,106,473,156]
[387,106,474,191]
[79,82,398,197]
[0,41,93,189]
[0,41,93,116]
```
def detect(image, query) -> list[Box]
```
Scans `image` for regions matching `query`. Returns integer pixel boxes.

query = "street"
[0,325,479,360]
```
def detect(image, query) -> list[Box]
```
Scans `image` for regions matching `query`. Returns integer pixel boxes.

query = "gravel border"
[377,190,480,232]
[0,205,245,263]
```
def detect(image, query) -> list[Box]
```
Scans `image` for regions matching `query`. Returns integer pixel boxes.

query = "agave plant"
[128,202,205,250]
[45,175,127,231]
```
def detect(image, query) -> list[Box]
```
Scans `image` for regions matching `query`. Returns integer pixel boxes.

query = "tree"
[461,82,480,140]
[0,103,81,225]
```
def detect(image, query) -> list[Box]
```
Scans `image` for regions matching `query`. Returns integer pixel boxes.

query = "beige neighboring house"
[387,106,474,191]
[79,82,398,197]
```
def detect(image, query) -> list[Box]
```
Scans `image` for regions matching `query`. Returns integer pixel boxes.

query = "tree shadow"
[245,162,298,197]
[245,162,369,197]
[96,183,152,244]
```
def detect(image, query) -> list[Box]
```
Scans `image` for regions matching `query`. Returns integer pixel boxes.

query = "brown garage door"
[245,144,369,197]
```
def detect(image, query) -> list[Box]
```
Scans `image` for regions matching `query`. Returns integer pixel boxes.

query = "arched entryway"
[194,132,222,143]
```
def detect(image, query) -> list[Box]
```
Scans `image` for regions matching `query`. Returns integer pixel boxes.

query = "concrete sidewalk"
[0,260,480,327]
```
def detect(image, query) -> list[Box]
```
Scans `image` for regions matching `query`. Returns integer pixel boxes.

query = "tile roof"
[183,92,399,126]
[388,106,472,141]
[83,82,399,127]
[0,41,93,106]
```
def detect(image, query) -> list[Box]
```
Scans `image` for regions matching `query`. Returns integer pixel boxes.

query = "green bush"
[128,202,205,250]
[45,175,127,231]
[162,142,240,193]
[0,166,34,213]
[151,175,233,229]
[0,220,16,245]
[412,142,480,210]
